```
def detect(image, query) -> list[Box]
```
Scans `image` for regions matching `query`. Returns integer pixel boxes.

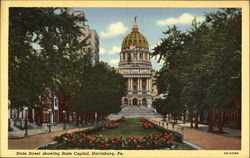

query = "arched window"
[124,98,128,105]
[142,98,147,106]
[132,98,138,106]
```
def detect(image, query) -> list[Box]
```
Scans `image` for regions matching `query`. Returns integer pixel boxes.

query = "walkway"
[8,121,109,149]
[150,118,241,150]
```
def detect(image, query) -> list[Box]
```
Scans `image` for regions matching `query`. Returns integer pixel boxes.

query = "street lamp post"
[63,110,66,130]
[24,107,28,136]
[48,109,52,132]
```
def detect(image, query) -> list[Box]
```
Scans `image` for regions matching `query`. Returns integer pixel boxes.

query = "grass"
[175,142,197,150]
[92,118,159,138]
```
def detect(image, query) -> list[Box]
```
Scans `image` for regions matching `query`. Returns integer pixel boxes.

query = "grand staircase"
[108,105,161,118]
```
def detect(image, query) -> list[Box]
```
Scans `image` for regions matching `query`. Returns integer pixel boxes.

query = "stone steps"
[108,106,161,118]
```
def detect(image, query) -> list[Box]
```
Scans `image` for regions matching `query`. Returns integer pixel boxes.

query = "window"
[128,53,131,61]
[123,53,125,60]
[140,53,143,59]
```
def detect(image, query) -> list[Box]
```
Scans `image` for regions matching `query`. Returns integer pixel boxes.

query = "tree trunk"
[218,111,224,133]
[76,112,79,126]
[208,108,214,132]
[190,111,193,128]
[195,104,199,129]
[183,110,186,124]
[163,114,166,121]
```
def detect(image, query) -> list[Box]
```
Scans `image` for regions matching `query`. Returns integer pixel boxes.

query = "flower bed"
[46,118,185,150]
[143,122,153,129]
[52,132,176,150]
[140,118,154,129]
[104,122,119,129]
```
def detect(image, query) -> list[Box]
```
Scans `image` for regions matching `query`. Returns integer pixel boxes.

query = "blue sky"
[74,8,219,70]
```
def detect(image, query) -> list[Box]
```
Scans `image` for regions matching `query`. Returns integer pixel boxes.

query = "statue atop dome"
[132,16,139,32]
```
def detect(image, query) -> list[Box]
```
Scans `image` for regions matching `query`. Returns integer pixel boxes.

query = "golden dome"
[121,17,149,49]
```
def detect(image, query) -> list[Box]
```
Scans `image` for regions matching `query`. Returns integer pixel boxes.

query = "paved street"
[150,118,241,150]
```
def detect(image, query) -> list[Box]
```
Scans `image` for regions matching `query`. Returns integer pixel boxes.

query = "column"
[127,79,130,91]
[125,53,127,61]
[131,78,133,91]
[139,79,142,91]
[137,78,140,91]
[128,79,131,91]
[146,78,148,91]
[149,79,152,92]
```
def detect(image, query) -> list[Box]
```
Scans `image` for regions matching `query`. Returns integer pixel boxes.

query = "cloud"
[156,13,204,26]
[100,46,121,55]
[108,46,121,54]
[109,58,120,65]
[99,48,107,55]
[100,22,128,39]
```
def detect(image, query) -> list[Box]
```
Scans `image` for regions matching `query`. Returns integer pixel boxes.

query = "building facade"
[68,9,100,65]
[118,18,157,108]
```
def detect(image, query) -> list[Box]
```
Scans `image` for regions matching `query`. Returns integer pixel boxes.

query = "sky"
[74,8,219,70]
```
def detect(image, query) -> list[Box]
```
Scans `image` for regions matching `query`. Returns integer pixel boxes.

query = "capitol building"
[117,17,158,108]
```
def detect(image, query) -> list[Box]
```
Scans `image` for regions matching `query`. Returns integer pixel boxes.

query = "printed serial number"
[224,152,239,155]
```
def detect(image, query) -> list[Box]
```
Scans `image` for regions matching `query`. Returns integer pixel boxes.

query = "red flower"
[86,135,92,140]
[167,140,173,143]
[136,145,142,149]
[103,143,110,148]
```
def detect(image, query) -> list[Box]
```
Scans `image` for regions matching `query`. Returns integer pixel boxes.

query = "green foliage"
[70,61,125,115]
[152,9,241,115]
[9,8,87,108]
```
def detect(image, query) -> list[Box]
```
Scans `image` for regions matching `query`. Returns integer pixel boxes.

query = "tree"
[70,62,125,123]
[152,8,241,132]
[9,8,87,110]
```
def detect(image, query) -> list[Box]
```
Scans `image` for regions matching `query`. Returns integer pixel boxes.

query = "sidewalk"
[150,118,241,150]
[9,122,103,138]
[8,121,110,149]
[9,126,93,149]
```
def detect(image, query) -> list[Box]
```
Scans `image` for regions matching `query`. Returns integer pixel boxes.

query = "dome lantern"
[132,16,139,32]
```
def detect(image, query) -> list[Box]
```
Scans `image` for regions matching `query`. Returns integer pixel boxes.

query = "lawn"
[92,118,159,138]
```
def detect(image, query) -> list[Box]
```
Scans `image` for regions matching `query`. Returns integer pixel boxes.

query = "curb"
[183,140,203,150]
